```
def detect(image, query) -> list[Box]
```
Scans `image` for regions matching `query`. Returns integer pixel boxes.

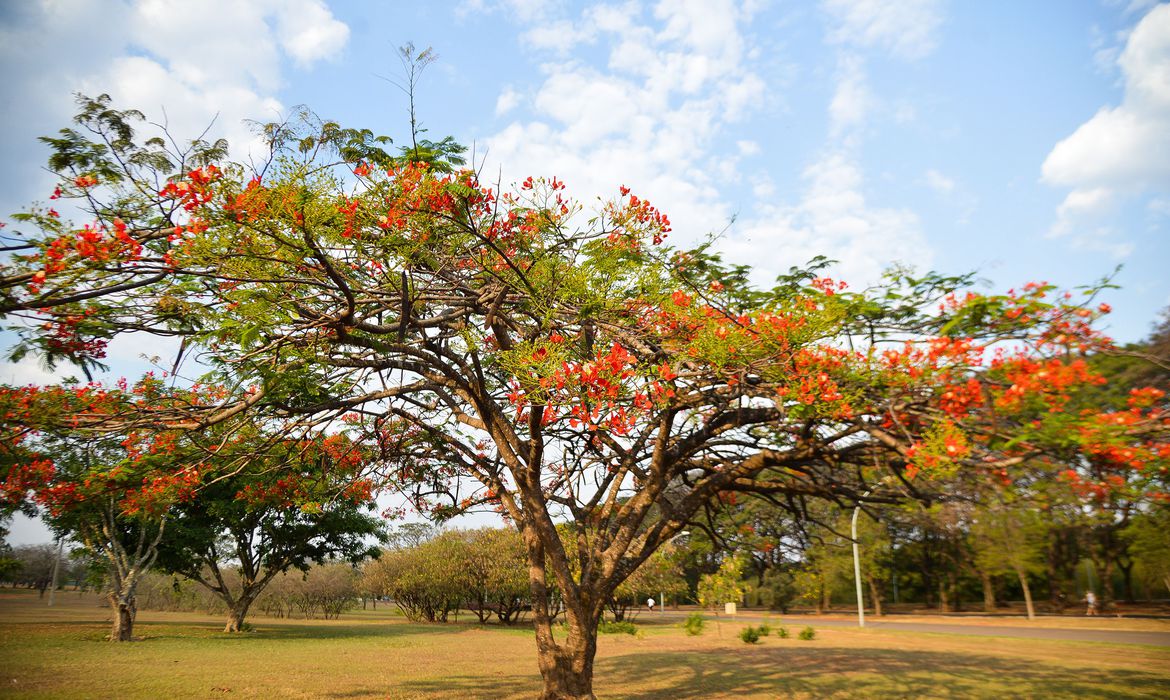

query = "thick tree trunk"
[535,618,600,700]
[980,571,996,613]
[109,594,135,641]
[1016,569,1035,621]
[224,595,255,633]
[517,515,601,700]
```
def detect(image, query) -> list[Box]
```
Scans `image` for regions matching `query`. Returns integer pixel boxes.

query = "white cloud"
[480,0,761,251]
[476,0,935,290]
[1041,3,1170,254]
[0,0,349,386]
[275,0,350,66]
[725,152,929,287]
[924,169,955,194]
[822,0,943,60]
[829,53,871,139]
[495,86,522,115]
[1043,4,1170,189]
[523,19,597,53]
[736,139,760,156]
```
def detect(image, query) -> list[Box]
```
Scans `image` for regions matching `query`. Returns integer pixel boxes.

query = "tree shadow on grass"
[392,646,1170,699]
[126,618,472,643]
[595,646,1170,699]
[376,672,542,700]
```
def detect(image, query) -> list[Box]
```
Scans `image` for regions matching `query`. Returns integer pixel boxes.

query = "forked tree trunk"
[1016,569,1035,621]
[521,519,602,699]
[535,616,600,700]
[224,595,256,633]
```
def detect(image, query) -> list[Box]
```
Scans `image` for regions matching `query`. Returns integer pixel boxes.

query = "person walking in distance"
[1085,590,1098,616]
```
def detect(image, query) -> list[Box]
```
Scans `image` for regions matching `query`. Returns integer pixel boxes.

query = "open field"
[2,589,1169,699]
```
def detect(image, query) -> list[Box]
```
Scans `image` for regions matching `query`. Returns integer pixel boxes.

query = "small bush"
[739,626,761,644]
[683,612,705,636]
[798,626,816,640]
[599,620,637,635]
[757,623,772,636]
[777,626,790,639]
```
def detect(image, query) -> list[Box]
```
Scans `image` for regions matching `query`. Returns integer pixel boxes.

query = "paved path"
[647,610,1170,647]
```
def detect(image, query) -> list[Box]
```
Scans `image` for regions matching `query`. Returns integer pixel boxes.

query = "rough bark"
[535,619,600,700]
[108,594,136,641]
[224,595,256,633]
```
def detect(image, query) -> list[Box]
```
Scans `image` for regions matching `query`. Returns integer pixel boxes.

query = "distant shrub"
[739,626,761,644]
[599,620,637,635]
[757,623,772,636]
[777,626,790,639]
[683,612,705,636]
[798,626,816,641]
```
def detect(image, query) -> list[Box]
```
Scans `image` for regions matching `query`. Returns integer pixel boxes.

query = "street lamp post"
[851,490,872,628]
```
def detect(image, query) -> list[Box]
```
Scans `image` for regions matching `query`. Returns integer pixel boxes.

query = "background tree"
[5,543,57,594]
[362,534,469,623]
[697,554,745,611]
[152,428,386,632]
[971,495,1048,620]
[608,545,686,620]
[1124,505,1170,595]
[461,527,530,624]
[0,380,207,641]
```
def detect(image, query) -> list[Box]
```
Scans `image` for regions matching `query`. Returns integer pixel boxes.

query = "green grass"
[2,589,1169,698]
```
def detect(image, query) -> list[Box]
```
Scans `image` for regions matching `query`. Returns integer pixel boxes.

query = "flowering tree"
[0,380,202,641]
[2,96,1167,697]
[152,428,386,633]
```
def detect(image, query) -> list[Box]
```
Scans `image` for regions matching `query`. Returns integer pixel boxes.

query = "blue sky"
[2,1,1169,542]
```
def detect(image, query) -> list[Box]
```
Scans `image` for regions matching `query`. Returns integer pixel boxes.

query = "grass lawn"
[2,589,1168,699]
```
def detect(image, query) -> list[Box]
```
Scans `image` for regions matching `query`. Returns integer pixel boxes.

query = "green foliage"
[798,626,816,641]
[683,612,705,636]
[757,623,772,636]
[738,626,761,644]
[598,620,638,635]
[361,527,531,624]
[776,626,790,639]
[970,497,1048,580]
[697,554,746,610]
[1124,505,1170,594]
[609,543,687,621]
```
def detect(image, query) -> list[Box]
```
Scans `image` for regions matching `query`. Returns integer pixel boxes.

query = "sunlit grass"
[2,589,1168,698]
